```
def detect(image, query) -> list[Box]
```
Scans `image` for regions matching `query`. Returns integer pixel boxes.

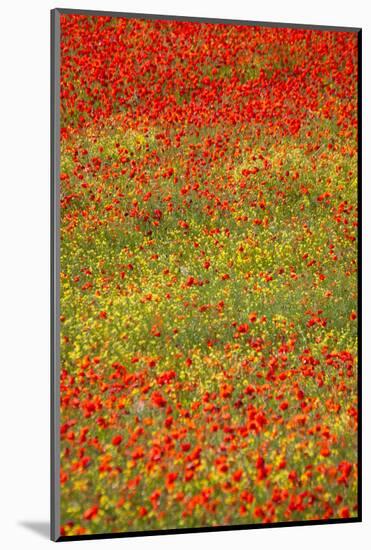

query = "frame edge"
[51,7,61,543]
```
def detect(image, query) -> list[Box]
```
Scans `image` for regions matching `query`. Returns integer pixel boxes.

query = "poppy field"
[58,14,359,537]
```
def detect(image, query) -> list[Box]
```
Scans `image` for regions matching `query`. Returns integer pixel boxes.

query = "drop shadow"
[19,521,50,539]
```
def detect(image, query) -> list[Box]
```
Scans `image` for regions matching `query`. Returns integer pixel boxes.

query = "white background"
[0,0,369,548]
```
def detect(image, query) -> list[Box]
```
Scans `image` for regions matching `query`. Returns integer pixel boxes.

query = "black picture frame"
[51,8,362,542]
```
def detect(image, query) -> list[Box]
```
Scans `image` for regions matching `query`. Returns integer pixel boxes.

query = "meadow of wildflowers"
[57,13,359,537]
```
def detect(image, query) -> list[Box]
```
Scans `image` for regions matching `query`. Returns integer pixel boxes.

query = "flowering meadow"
[59,14,359,536]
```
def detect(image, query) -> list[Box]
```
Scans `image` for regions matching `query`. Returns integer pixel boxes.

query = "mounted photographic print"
[51,8,361,541]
